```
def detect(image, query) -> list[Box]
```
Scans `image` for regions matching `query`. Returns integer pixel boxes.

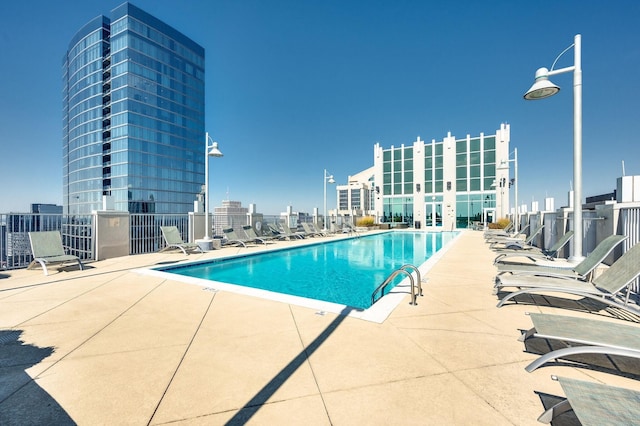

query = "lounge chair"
[489,224,543,249]
[160,226,203,255]
[301,222,323,237]
[311,222,331,236]
[494,234,626,280]
[496,240,640,312]
[493,231,574,264]
[485,223,529,243]
[279,223,305,239]
[483,221,513,238]
[342,223,359,235]
[536,376,640,424]
[520,313,640,373]
[27,231,84,275]
[330,222,353,234]
[222,228,252,247]
[242,225,276,244]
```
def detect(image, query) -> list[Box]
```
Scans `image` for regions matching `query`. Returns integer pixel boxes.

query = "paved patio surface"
[1,230,639,425]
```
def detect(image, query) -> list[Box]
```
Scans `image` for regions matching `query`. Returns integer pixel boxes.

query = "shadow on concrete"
[224,307,354,425]
[496,291,640,323]
[0,330,75,425]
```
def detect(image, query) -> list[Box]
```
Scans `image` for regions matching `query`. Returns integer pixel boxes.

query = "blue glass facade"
[63,3,205,214]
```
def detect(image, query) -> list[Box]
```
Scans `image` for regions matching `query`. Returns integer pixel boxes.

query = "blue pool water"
[158,231,458,309]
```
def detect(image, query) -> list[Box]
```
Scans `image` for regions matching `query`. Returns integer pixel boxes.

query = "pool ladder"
[371,264,426,306]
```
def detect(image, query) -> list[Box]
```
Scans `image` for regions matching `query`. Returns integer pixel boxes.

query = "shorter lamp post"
[323,169,335,231]
[204,132,223,241]
[498,147,518,233]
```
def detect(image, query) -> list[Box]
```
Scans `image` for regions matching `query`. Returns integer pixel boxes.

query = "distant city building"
[63,2,205,215]
[336,167,376,219]
[214,200,248,236]
[348,123,512,229]
[31,204,63,214]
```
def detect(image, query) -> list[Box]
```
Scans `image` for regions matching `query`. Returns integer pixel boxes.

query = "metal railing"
[130,214,191,255]
[1,213,92,270]
[371,264,424,306]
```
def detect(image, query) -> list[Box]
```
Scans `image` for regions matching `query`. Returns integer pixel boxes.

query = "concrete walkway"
[1,230,639,425]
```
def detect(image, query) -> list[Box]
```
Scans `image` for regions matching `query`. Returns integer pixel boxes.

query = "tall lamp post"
[204,132,223,241]
[498,147,518,233]
[524,34,582,261]
[323,169,335,231]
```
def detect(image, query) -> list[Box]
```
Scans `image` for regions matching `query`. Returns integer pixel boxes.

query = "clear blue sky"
[1,1,639,215]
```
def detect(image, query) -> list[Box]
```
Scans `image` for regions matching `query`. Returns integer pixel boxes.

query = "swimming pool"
[154,231,458,311]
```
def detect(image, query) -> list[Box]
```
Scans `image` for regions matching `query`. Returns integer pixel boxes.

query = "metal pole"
[572,34,583,260]
[323,169,328,231]
[204,132,211,240]
[514,147,518,234]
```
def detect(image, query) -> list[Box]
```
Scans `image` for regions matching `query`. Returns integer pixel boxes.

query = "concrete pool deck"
[1,230,639,424]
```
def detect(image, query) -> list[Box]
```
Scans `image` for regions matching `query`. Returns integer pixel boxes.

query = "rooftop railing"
[2,205,639,306]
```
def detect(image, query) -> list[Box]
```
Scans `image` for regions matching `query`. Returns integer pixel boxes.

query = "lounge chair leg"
[38,260,49,276]
[537,399,573,423]
[517,326,537,342]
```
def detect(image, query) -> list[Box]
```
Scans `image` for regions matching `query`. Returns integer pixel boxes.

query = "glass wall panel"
[484,136,496,149]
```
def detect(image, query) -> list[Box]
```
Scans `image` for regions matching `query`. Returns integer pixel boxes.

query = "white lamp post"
[524,34,582,261]
[499,147,518,233]
[323,169,335,231]
[204,132,223,240]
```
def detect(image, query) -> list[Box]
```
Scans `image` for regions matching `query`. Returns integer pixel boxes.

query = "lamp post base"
[195,238,221,251]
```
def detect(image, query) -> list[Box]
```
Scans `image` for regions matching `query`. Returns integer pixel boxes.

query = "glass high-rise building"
[63,2,205,214]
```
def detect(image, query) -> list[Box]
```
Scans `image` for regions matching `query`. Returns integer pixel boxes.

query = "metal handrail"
[371,264,424,306]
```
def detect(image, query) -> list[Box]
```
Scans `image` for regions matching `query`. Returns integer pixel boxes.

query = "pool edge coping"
[135,230,465,323]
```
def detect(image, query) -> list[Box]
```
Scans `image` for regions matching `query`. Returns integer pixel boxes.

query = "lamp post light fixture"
[204,132,223,240]
[498,147,518,233]
[323,169,335,231]
[524,34,582,260]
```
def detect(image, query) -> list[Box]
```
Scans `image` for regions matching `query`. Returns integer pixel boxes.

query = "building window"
[382,197,413,224]
[339,189,348,210]
[350,189,361,209]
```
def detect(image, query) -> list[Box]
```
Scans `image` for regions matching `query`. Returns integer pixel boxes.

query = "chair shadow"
[57,264,94,273]
[0,330,75,425]
[534,391,581,426]
[0,273,10,279]
[521,334,640,379]
[496,290,640,323]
